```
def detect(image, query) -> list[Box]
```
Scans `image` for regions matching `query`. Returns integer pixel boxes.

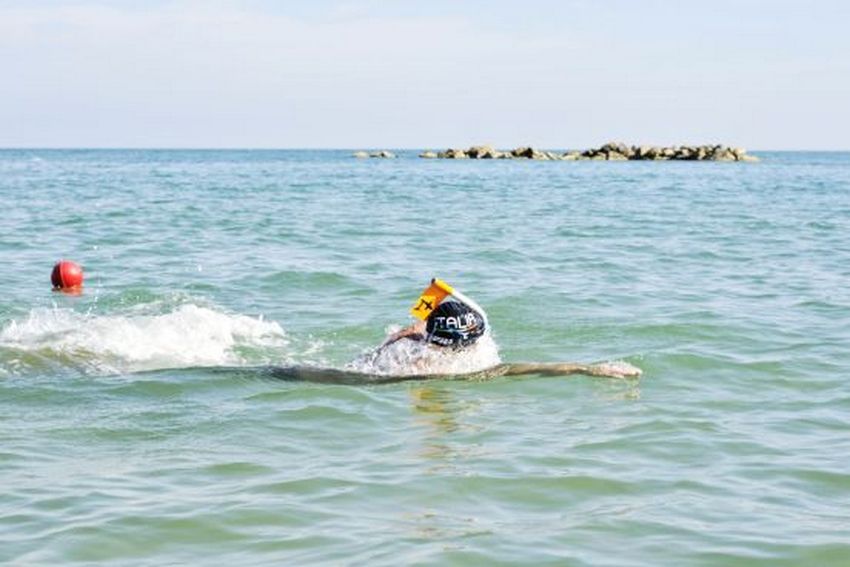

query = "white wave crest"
[0,304,288,373]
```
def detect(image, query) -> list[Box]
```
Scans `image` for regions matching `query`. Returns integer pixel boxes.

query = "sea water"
[1,149,848,565]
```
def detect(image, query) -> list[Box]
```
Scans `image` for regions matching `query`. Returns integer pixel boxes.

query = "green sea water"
[1,149,849,565]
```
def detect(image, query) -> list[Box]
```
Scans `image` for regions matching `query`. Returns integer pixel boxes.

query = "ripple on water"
[2,150,850,565]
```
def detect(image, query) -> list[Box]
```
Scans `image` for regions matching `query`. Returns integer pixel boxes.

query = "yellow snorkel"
[410,278,489,327]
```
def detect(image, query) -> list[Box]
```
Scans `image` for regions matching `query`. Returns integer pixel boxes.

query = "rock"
[675,147,695,160]
[645,146,662,159]
[511,147,536,159]
[601,141,629,156]
[740,154,760,162]
[370,150,395,158]
[419,151,438,159]
[353,151,369,158]
[607,152,628,161]
[562,151,581,160]
[510,146,548,159]
[438,148,469,159]
[711,149,736,161]
[467,145,496,159]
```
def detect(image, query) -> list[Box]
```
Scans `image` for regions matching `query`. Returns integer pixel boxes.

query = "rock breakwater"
[416,143,759,161]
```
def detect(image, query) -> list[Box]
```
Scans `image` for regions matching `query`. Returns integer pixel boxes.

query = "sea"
[1,149,848,566]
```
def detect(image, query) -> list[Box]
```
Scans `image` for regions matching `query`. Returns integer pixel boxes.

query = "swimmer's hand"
[585,361,643,378]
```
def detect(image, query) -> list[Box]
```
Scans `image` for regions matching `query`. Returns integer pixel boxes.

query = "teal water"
[1,149,849,565]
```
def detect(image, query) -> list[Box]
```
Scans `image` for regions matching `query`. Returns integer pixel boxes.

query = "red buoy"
[51,260,84,291]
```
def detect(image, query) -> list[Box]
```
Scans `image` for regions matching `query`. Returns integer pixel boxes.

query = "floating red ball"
[51,260,84,290]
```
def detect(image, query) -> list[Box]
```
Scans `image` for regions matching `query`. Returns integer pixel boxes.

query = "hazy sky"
[1,0,848,149]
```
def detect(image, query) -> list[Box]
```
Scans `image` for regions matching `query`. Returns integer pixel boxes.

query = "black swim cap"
[425,300,486,348]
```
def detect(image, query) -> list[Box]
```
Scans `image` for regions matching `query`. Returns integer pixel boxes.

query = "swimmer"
[312,278,640,382]
[237,278,641,384]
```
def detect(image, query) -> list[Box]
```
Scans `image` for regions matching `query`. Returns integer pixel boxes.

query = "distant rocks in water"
[419,143,759,162]
[573,142,760,162]
[434,145,511,159]
[354,150,396,159]
[354,144,759,161]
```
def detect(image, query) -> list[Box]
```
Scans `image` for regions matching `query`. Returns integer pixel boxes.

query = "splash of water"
[1,304,504,378]
[346,327,501,376]
[0,304,288,374]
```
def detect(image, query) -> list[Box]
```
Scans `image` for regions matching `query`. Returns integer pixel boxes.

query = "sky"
[1,0,848,149]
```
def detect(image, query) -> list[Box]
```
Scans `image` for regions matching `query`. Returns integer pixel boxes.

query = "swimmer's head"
[425,300,486,348]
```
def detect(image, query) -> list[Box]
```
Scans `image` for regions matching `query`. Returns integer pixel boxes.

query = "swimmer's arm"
[381,320,427,347]
[493,362,642,379]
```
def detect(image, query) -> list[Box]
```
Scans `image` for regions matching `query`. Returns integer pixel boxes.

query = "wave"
[0,304,288,375]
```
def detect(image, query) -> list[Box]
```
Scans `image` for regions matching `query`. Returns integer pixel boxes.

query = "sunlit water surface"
[1,150,848,565]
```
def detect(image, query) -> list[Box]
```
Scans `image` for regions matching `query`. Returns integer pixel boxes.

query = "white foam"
[1,305,507,378]
[0,304,288,374]
[346,328,501,376]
